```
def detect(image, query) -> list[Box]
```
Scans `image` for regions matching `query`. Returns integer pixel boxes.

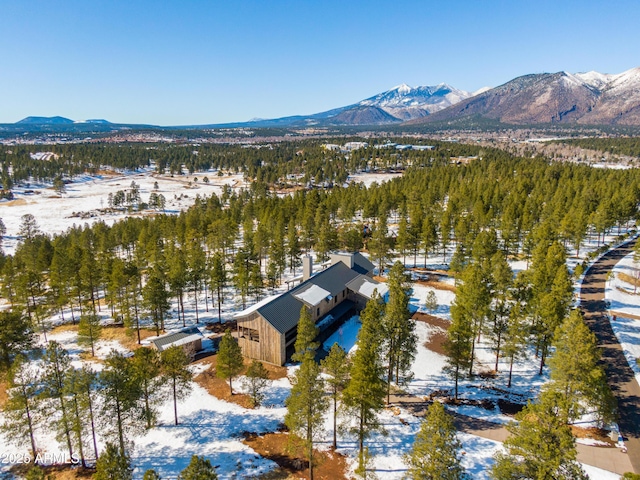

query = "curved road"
[579,238,640,474]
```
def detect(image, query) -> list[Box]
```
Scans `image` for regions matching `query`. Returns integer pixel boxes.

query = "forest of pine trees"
[1,138,639,476]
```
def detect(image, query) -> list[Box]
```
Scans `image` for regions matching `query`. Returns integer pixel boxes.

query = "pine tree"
[99,351,143,455]
[321,343,350,449]
[161,345,193,425]
[443,311,473,400]
[216,330,244,395]
[41,341,74,461]
[0,310,33,373]
[450,263,490,376]
[208,252,226,322]
[64,366,99,467]
[544,309,616,425]
[77,312,102,357]
[143,269,170,335]
[490,395,587,480]
[143,470,162,480]
[178,455,218,479]
[292,306,319,362]
[1,355,40,461]
[424,290,438,314]
[343,293,386,472]
[404,402,468,480]
[285,355,328,480]
[242,360,270,407]
[368,214,391,275]
[383,261,416,403]
[132,347,163,429]
[94,443,133,480]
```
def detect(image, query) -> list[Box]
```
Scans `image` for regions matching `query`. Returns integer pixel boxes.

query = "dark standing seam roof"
[257,262,361,334]
[150,326,203,351]
[352,252,375,275]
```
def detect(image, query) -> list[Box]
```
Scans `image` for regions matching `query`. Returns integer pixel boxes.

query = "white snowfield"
[0,168,247,256]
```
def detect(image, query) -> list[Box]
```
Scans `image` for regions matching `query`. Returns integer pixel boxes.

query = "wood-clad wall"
[236,312,286,366]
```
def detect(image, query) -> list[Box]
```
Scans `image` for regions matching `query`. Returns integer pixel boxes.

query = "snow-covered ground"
[0,168,633,478]
[0,168,247,255]
[605,251,640,385]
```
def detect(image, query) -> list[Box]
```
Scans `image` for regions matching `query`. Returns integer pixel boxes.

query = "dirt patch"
[194,354,288,409]
[100,324,157,351]
[617,272,640,289]
[3,198,27,206]
[10,464,95,479]
[0,380,8,408]
[415,279,457,292]
[571,426,615,446]
[412,312,449,355]
[243,431,350,480]
[205,319,238,333]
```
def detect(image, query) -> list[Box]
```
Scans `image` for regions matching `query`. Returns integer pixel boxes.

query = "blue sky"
[1,0,638,125]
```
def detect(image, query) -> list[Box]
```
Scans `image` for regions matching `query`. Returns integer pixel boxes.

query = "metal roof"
[150,326,203,352]
[257,262,361,334]
[352,252,375,275]
[345,276,388,299]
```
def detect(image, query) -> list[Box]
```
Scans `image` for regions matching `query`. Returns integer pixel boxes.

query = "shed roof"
[150,326,204,352]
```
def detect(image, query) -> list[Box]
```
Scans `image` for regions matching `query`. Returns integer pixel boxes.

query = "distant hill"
[16,116,75,125]
[408,67,640,126]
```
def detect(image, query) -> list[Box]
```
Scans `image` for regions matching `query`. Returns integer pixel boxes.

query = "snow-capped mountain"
[357,83,473,120]
[413,67,640,126]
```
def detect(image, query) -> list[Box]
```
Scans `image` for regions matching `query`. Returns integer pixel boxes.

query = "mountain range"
[412,67,640,126]
[5,66,640,131]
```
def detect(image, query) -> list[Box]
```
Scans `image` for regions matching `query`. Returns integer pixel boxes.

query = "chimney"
[302,255,313,281]
[330,252,354,269]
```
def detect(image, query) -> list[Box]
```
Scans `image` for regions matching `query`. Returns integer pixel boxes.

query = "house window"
[343,289,346,298]
[316,307,320,317]
[334,296,337,304]
[240,327,260,342]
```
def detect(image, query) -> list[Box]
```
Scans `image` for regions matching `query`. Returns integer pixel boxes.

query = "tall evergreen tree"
[41,341,74,461]
[544,309,616,425]
[77,312,102,357]
[450,263,490,376]
[292,306,319,362]
[490,395,587,480]
[0,310,33,374]
[94,442,133,480]
[178,455,218,479]
[1,355,40,461]
[216,330,244,395]
[65,366,99,466]
[321,343,350,449]
[405,402,468,480]
[242,360,270,408]
[161,345,193,425]
[284,355,328,480]
[132,347,163,429]
[342,293,386,472]
[383,261,416,402]
[99,351,143,455]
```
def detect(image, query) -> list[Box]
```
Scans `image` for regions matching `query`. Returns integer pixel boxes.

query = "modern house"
[149,326,204,360]
[234,252,388,365]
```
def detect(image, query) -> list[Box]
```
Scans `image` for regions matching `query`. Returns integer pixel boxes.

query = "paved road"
[579,238,640,474]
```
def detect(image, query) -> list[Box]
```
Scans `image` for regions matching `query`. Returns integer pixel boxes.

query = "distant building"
[234,252,388,365]
[149,326,204,360]
[344,142,369,151]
